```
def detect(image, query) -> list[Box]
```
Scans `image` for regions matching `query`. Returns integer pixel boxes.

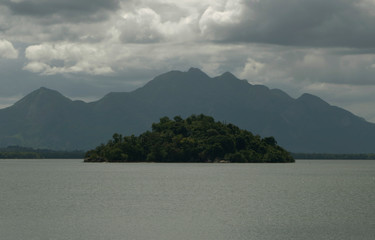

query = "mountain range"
[1,67,374,153]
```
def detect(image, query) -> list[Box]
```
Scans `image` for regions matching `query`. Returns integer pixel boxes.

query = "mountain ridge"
[0,68,374,153]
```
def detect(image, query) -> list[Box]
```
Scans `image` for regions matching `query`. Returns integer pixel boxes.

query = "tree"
[84,114,294,163]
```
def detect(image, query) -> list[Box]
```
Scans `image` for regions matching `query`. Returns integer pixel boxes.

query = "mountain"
[0,87,92,149]
[1,68,374,153]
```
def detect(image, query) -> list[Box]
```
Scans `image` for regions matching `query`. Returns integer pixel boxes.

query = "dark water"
[1,160,374,240]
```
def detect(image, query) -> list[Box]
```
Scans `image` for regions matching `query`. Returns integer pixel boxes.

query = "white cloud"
[24,42,114,75]
[117,7,198,43]
[0,39,18,59]
[119,8,164,43]
[199,0,244,39]
[240,57,265,78]
[23,61,50,73]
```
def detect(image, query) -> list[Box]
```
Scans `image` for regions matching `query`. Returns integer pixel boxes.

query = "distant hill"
[0,67,374,153]
[0,146,84,159]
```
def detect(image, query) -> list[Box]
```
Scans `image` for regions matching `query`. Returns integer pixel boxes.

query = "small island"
[85,114,294,163]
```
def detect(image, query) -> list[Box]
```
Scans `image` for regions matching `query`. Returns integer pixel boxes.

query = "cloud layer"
[4,0,120,22]
[0,39,18,59]
[201,0,375,48]
[1,0,375,122]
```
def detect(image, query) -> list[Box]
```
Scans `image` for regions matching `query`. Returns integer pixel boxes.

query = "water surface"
[1,160,374,240]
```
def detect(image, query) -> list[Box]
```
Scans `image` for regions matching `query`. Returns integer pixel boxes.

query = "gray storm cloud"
[200,0,375,48]
[3,0,120,21]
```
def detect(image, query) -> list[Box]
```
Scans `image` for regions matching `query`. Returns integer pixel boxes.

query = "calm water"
[1,160,374,240]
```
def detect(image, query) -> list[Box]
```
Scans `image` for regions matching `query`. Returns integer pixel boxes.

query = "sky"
[1,0,375,122]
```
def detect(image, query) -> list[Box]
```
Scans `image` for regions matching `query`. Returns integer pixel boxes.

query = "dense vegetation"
[85,114,294,163]
[0,146,84,159]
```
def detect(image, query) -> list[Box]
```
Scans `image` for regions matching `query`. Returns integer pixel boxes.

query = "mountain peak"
[38,86,50,91]
[218,71,238,80]
[14,87,71,108]
[32,87,62,95]
[138,67,210,92]
[187,67,209,78]
[188,67,203,73]
[297,93,330,107]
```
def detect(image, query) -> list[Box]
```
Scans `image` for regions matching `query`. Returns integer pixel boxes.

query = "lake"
[1,160,374,240]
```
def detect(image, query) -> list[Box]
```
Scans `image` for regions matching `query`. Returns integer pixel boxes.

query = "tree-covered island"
[85,114,294,163]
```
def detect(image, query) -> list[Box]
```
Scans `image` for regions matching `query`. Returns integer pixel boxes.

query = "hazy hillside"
[1,68,374,153]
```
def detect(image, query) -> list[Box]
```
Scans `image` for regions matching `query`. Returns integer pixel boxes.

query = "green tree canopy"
[85,114,294,163]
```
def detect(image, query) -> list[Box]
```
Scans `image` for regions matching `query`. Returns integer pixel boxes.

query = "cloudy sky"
[1,0,375,122]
